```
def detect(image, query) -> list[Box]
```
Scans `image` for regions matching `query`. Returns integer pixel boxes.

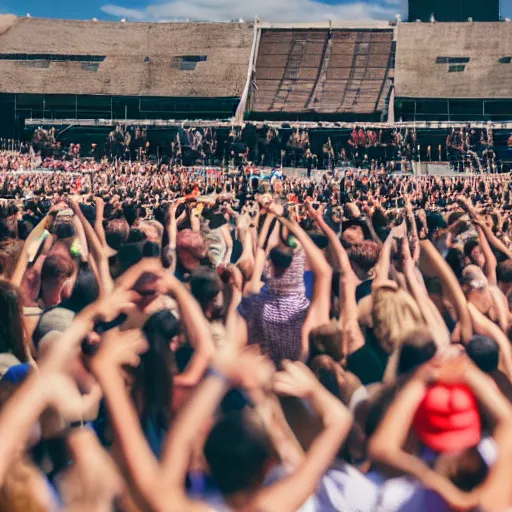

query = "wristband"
[206,366,231,385]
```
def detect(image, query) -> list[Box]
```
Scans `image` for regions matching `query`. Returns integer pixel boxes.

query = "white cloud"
[101,0,407,23]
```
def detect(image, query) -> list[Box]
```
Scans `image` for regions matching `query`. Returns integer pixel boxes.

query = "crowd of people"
[1,123,508,174]
[2,154,512,511]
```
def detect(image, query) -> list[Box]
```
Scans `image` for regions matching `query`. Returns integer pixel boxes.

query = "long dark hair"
[60,262,100,314]
[137,309,180,433]
[0,280,28,362]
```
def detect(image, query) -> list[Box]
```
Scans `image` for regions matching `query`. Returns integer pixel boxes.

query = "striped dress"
[238,250,310,368]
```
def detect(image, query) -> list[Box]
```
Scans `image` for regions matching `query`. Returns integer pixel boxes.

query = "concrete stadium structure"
[394,22,512,122]
[0,15,512,138]
[0,14,254,129]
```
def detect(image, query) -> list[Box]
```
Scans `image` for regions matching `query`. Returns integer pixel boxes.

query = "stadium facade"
[0,13,512,139]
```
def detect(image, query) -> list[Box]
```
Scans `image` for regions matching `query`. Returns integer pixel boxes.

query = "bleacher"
[251,27,394,118]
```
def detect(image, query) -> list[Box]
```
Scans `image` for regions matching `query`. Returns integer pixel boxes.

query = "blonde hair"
[309,321,344,362]
[372,287,426,353]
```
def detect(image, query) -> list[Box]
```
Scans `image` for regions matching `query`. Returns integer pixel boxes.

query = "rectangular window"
[448,64,465,72]
[20,60,50,68]
[436,57,470,64]
[81,63,100,71]
[171,55,207,71]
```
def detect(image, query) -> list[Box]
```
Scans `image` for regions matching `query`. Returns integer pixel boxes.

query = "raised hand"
[93,328,148,372]
[273,361,320,399]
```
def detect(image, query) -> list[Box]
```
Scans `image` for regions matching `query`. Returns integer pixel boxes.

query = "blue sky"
[2,0,511,22]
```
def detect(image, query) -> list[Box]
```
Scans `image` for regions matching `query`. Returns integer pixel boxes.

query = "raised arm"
[256,362,352,512]
[307,204,365,355]
[368,369,432,480]
[92,327,167,511]
[368,364,476,510]
[402,230,450,347]
[71,211,90,263]
[475,223,498,286]
[419,239,473,344]
[0,286,137,485]
[373,228,395,287]
[404,196,420,263]
[0,371,83,486]
[70,199,114,295]
[160,273,215,388]
[93,197,108,248]
[476,217,512,261]
[11,214,49,287]
[161,348,264,502]
[468,302,512,380]
[221,223,233,265]
[276,210,332,360]
[244,212,275,295]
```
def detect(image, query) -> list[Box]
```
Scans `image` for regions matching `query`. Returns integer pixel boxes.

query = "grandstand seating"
[252,28,394,115]
[0,15,253,98]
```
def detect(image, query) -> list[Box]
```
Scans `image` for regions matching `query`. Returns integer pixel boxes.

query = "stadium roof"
[395,22,512,100]
[0,15,253,98]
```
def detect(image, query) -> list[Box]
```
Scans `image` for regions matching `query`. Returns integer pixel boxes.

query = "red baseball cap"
[413,383,481,454]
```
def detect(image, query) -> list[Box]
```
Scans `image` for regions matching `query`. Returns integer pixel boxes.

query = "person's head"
[52,219,76,241]
[204,409,277,497]
[466,335,499,373]
[78,203,96,226]
[309,354,344,400]
[342,221,366,245]
[496,259,512,295]
[268,246,294,279]
[60,263,100,314]
[40,253,77,307]
[142,241,161,258]
[461,265,493,315]
[105,219,130,253]
[176,229,207,271]
[447,210,466,228]
[18,215,39,241]
[189,268,224,321]
[117,243,145,276]
[127,228,147,245]
[0,240,23,280]
[435,447,488,493]
[414,381,489,492]
[0,215,18,242]
[0,280,27,363]
[397,330,437,375]
[346,241,381,280]
[426,211,447,238]
[464,239,485,269]
[138,220,163,244]
[272,179,283,195]
[372,285,426,354]
[309,322,344,364]
[308,232,329,252]
[413,383,481,455]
